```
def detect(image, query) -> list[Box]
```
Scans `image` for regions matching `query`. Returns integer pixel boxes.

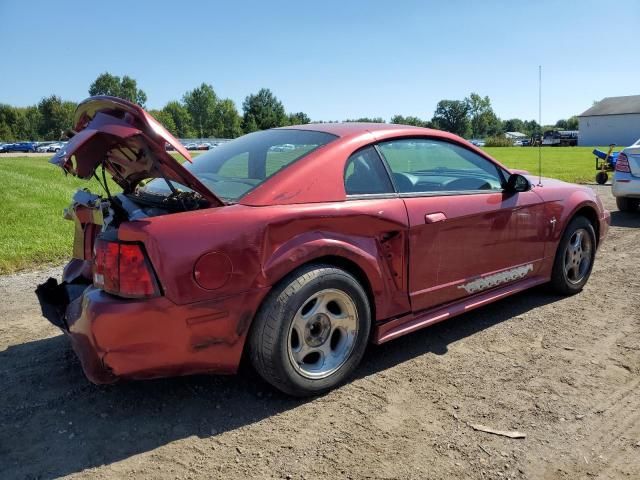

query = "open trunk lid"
[50,96,224,206]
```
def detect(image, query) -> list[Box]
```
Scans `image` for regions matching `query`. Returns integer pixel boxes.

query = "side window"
[377,139,505,194]
[344,146,394,196]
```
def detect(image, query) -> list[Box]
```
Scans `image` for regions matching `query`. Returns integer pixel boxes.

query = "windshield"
[140,129,337,202]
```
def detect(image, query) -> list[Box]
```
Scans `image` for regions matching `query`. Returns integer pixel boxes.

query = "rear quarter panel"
[117,199,411,322]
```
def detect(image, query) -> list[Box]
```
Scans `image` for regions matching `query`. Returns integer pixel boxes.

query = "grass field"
[484,147,597,183]
[0,146,606,274]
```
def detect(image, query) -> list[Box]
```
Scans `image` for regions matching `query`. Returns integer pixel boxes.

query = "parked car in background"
[184,142,198,150]
[270,143,297,152]
[470,139,486,147]
[37,142,54,153]
[612,138,640,212]
[46,142,65,153]
[37,97,610,397]
[196,142,212,150]
[1,141,36,153]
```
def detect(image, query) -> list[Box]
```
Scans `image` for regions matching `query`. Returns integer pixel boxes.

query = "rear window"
[141,129,337,202]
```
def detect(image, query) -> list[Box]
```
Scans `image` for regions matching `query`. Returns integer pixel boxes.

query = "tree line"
[0,72,578,142]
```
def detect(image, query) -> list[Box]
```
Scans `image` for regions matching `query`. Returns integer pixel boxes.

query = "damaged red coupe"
[37,96,610,396]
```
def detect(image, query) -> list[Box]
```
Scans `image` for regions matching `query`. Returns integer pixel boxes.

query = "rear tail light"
[93,239,160,298]
[615,152,631,173]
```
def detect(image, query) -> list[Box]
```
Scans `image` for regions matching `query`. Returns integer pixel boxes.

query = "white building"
[505,131,527,140]
[578,95,640,146]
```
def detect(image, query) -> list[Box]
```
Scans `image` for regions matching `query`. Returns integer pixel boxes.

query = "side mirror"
[505,173,530,193]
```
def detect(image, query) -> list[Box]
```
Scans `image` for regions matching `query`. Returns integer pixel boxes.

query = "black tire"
[550,216,596,295]
[595,171,608,185]
[616,197,639,212]
[249,264,371,397]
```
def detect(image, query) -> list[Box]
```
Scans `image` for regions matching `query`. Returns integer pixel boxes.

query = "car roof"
[241,122,510,207]
[279,122,434,138]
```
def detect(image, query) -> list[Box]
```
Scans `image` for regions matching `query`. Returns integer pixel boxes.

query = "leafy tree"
[465,93,500,138]
[89,72,147,106]
[119,75,147,107]
[344,117,385,123]
[163,101,195,138]
[0,104,18,141]
[523,119,541,136]
[390,115,433,128]
[243,114,259,133]
[503,118,525,133]
[214,99,243,138]
[555,119,568,129]
[37,95,76,139]
[242,88,288,131]
[14,106,42,140]
[484,112,503,136]
[183,83,218,137]
[149,109,177,136]
[431,100,470,137]
[88,72,121,97]
[566,116,579,130]
[288,111,311,125]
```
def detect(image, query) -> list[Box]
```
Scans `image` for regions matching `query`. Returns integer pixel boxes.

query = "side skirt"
[373,276,548,344]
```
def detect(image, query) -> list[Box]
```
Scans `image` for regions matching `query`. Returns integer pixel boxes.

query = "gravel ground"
[0,152,53,157]
[0,185,638,480]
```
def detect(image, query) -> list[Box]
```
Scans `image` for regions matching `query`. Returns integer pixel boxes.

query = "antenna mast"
[538,65,542,186]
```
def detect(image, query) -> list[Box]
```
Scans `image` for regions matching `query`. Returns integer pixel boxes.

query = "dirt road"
[1,186,638,480]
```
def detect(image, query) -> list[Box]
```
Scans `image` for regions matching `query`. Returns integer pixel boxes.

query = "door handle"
[425,212,447,224]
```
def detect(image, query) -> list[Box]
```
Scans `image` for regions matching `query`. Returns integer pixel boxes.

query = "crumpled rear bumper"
[35,278,88,330]
[36,277,117,384]
[36,268,269,385]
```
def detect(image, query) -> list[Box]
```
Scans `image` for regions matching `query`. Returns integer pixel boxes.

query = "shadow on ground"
[0,287,560,479]
[610,210,640,228]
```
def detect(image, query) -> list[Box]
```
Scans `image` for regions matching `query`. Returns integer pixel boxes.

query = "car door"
[343,145,412,318]
[377,138,546,313]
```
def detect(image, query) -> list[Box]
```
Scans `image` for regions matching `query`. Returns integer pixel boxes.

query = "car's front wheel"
[249,265,371,396]
[616,196,639,212]
[550,216,596,295]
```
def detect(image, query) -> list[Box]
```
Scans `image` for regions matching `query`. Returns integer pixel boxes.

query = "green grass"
[0,146,606,274]
[0,153,199,274]
[0,157,103,274]
[483,146,600,183]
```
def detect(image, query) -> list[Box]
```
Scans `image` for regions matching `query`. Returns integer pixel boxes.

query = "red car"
[37,96,610,396]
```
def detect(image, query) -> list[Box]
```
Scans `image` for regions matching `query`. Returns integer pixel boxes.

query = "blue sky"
[0,0,638,124]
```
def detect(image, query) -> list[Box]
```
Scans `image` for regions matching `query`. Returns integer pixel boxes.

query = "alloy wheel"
[287,289,359,379]
[563,228,593,284]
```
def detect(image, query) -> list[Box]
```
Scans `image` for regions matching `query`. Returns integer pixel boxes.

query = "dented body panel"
[65,286,269,382]
[38,99,611,385]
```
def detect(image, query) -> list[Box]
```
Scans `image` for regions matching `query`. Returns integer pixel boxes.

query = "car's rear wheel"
[249,265,371,397]
[616,196,639,212]
[550,216,596,295]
